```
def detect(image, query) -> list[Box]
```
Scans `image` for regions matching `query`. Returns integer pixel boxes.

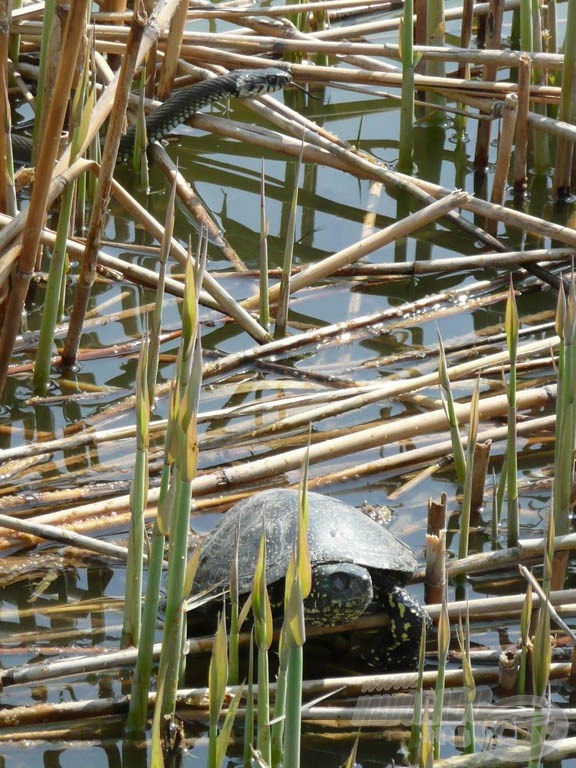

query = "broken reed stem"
[513,53,531,189]
[156,0,188,99]
[487,93,518,237]
[473,0,505,171]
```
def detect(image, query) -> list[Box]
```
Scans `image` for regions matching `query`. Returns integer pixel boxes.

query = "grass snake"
[12,67,292,165]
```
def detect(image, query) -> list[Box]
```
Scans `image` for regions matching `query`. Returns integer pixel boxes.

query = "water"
[0,2,574,765]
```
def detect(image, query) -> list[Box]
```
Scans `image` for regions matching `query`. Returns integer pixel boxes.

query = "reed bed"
[0,0,575,766]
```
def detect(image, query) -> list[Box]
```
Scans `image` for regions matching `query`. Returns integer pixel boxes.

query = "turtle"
[190,488,427,670]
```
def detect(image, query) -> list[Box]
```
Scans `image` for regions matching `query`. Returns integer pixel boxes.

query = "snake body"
[12,67,292,165]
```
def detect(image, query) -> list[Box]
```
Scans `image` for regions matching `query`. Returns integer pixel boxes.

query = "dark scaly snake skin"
[12,67,292,165]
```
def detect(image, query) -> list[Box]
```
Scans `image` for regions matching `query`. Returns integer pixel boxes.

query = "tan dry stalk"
[0,0,90,397]
[414,533,576,583]
[487,93,518,237]
[514,54,531,188]
[0,512,131,560]
[156,0,188,99]
[182,0,405,21]
[241,190,470,309]
[310,415,554,492]
[175,52,562,104]
[62,12,145,368]
[322,249,574,275]
[432,738,576,767]
[527,110,576,141]
[0,0,187,255]
[473,0,505,171]
[178,33,566,72]
[0,382,557,549]
[0,1,15,218]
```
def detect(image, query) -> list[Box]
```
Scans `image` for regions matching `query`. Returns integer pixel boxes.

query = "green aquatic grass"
[252,522,273,765]
[208,611,228,768]
[282,467,311,768]
[553,278,576,548]
[32,45,95,392]
[243,633,256,766]
[397,0,415,172]
[458,377,479,561]
[432,591,450,760]
[457,617,476,755]
[121,337,149,649]
[518,583,532,695]
[30,0,56,166]
[505,277,519,547]
[275,142,303,338]
[438,331,467,486]
[126,172,176,735]
[157,239,206,718]
[228,524,241,687]
[408,618,428,765]
[259,162,270,330]
[528,516,554,768]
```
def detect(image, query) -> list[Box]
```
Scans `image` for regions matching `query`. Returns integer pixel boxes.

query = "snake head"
[237,68,293,97]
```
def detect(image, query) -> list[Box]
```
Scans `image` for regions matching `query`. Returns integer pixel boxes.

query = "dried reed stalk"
[0,0,90,396]
[487,93,518,237]
[0,381,557,549]
[156,0,188,99]
[242,190,470,309]
[62,12,145,368]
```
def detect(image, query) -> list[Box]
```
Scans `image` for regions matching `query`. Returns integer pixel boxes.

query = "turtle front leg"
[362,586,430,670]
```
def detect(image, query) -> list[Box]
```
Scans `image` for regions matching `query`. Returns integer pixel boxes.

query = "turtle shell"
[192,489,416,598]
